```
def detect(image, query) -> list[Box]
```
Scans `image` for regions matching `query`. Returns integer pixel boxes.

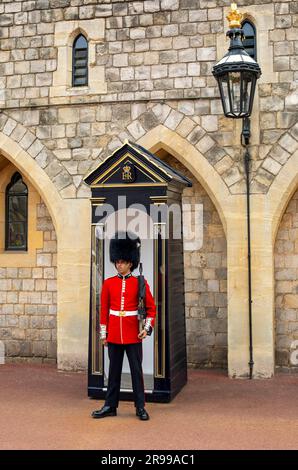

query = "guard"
[91,231,157,421]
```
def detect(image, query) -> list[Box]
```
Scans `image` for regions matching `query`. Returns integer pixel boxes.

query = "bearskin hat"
[109,231,141,271]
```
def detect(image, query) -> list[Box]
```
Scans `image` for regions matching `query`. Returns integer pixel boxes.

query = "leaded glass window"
[5,172,28,251]
[72,33,88,87]
[242,20,257,60]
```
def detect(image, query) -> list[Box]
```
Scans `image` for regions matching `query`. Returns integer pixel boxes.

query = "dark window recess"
[5,172,28,251]
[72,34,88,87]
[242,20,257,60]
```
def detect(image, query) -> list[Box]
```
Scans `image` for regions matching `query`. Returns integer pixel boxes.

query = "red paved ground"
[0,363,297,450]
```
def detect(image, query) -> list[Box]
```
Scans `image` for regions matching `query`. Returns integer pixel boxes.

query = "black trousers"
[104,342,145,409]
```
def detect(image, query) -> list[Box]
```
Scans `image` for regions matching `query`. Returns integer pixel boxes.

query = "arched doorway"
[138,125,251,375]
[0,131,91,371]
[155,148,228,369]
[0,155,57,363]
[274,187,298,371]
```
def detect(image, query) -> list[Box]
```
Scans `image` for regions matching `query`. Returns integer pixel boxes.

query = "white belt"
[109,309,138,317]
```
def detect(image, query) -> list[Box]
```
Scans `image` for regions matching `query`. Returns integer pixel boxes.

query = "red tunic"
[99,273,157,344]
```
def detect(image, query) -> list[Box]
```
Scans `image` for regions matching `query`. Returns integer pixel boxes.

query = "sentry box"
[84,142,192,403]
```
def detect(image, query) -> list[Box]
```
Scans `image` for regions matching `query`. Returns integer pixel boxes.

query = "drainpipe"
[242,117,254,379]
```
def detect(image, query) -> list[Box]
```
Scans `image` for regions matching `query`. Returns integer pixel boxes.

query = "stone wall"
[275,188,298,370]
[0,200,57,363]
[0,0,297,199]
[0,0,297,372]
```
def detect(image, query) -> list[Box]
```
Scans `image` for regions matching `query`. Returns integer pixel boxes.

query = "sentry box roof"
[83,141,192,188]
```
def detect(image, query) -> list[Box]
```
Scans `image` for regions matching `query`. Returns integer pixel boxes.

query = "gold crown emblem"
[226,3,243,29]
[122,163,133,181]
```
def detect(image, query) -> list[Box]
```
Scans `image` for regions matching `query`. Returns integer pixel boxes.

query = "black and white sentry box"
[84,141,192,403]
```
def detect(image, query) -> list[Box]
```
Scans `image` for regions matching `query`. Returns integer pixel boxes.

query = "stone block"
[169,63,186,77]
[197,47,216,61]
[284,295,298,308]
[130,28,146,40]
[162,24,178,37]
[95,4,112,17]
[176,117,196,137]
[178,48,196,63]
[36,254,52,267]
[161,0,179,10]
[164,109,183,130]
[44,316,56,329]
[144,0,160,13]
[6,341,20,356]
[139,14,153,26]
[279,133,298,154]
[173,36,189,50]
[151,65,167,79]
[261,130,284,145]
[274,57,290,72]
[150,37,172,50]
[0,15,13,27]
[32,341,47,357]
[47,341,57,359]
[262,157,282,176]
[174,77,192,88]
[189,10,207,22]
[139,111,159,131]
[127,120,146,139]
[187,126,205,145]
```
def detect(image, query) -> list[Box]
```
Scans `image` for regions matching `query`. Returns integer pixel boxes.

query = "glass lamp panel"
[242,73,253,115]
[219,75,231,115]
[229,71,241,116]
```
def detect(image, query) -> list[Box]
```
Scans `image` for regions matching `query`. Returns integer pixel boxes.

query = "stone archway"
[0,157,58,363]
[274,188,298,371]
[136,126,298,378]
[0,130,62,229]
[270,150,298,244]
[155,147,228,369]
[0,132,91,371]
[246,149,298,378]
[270,149,298,372]
[137,126,247,376]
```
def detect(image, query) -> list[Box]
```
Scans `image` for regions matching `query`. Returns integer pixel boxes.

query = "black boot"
[136,407,149,421]
[91,405,117,419]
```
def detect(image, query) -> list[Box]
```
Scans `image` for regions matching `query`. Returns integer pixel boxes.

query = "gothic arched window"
[72,33,88,87]
[5,172,28,251]
[242,20,257,60]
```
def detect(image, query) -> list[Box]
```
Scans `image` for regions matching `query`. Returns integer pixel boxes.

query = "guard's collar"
[117,272,132,280]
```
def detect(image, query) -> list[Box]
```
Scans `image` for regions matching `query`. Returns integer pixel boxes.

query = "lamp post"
[212,3,262,379]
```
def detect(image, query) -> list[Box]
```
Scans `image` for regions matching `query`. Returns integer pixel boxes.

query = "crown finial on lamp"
[226,3,243,29]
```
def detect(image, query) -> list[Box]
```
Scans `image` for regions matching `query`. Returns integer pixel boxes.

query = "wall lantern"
[212,3,261,119]
[212,4,262,379]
